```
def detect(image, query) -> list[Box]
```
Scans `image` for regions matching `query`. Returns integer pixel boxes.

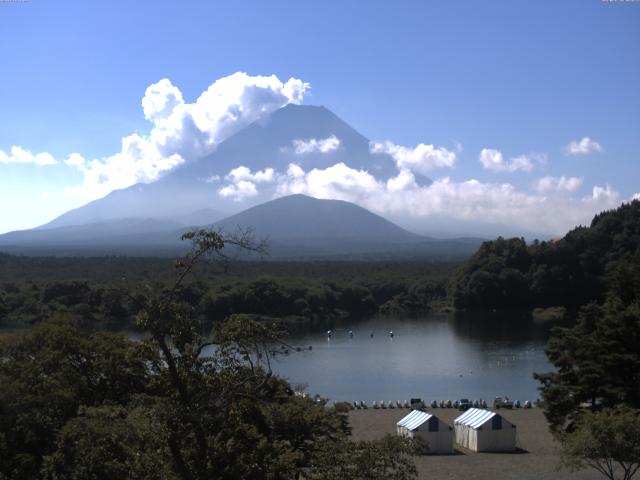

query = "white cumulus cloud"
[534,176,583,193]
[292,135,341,154]
[589,184,617,203]
[273,161,621,235]
[632,193,640,201]
[225,166,275,183]
[218,166,276,201]
[479,149,544,173]
[63,72,309,202]
[564,136,603,156]
[218,181,259,202]
[0,146,57,166]
[386,168,418,192]
[370,141,455,174]
[277,162,379,200]
[141,78,184,123]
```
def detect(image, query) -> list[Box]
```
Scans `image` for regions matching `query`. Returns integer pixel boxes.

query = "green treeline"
[520,201,640,470]
[3,200,640,332]
[0,258,453,331]
[451,200,640,310]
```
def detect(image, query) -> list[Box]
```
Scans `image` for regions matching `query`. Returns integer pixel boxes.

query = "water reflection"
[449,309,561,344]
[270,313,560,403]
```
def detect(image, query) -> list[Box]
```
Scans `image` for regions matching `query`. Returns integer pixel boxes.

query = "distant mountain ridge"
[214,194,418,241]
[0,103,486,258]
[0,194,482,259]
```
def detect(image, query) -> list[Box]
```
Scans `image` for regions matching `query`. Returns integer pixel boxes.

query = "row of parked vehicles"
[349,396,536,411]
[416,396,533,410]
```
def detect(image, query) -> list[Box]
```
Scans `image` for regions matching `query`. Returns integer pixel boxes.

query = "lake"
[0,311,559,405]
[268,312,557,405]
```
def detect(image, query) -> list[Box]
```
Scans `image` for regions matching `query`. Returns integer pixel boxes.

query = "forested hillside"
[0,257,453,331]
[451,200,640,310]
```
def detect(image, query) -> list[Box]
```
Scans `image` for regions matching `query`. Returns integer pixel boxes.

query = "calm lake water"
[269,312,557,404]
[1,311,559,405]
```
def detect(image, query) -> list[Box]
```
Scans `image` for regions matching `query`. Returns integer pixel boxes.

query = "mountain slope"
[171,104,396,182]
[211,195,481,259]
[0,194,481,259]
[1,218,185,246]
[41,104,407,230]
[214,194,418,241]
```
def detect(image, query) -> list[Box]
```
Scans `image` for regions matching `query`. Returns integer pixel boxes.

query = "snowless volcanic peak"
[39,104,411,230]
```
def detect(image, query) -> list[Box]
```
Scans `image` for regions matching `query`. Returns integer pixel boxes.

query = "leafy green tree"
[0,318,151,479]
[560,406,640,480]
[452,200,640,310]
[535,301,640,433]
[130,229,416,479]
[1,229,420,480]
[309,435,419,480]
[41,403,174,480]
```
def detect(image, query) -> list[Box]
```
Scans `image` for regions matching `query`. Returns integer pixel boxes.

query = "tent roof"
[397,410,433,431]
[454,408,498,430]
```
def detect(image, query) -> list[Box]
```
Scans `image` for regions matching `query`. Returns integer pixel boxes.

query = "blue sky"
[1,0,639,235]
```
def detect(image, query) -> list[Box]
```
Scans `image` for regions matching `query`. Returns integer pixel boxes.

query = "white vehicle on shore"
[493,396,514,409]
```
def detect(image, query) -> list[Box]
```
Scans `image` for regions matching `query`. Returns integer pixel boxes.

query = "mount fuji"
[38,104,414,229]
[0,104,482,258]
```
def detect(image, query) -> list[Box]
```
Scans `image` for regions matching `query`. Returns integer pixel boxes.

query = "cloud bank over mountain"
[369,141,456,174]
[534,176,583,193]
[265,161,620,236]
[61,73,310,201]
[291,135,341,154]
[0,72,631,237]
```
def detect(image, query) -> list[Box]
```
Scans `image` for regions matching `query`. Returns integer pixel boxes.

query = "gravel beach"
[348,408,601,480]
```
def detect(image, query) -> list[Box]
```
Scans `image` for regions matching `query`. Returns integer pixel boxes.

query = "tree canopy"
[527,202,640,479]
[0,254,453,332]
[560,406,640,480]
[535,300,640,433]
[0,229,419,480]
[452,200,640,310]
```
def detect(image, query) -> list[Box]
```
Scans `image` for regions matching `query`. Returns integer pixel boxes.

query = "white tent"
[454,408,516,452]
[396,410,454,454]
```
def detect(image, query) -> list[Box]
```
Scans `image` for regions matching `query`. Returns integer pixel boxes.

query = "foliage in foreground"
[560,406,640,480]
[0,230,419,480]
[535,300,640,433]
[309,435,420,480]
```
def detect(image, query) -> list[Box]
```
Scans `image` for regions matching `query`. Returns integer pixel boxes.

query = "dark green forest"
[0,256,453,331]
[451,200,640,310]
[445,203,640,477]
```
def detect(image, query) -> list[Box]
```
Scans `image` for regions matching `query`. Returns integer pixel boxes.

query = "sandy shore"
[348,407,601,480]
